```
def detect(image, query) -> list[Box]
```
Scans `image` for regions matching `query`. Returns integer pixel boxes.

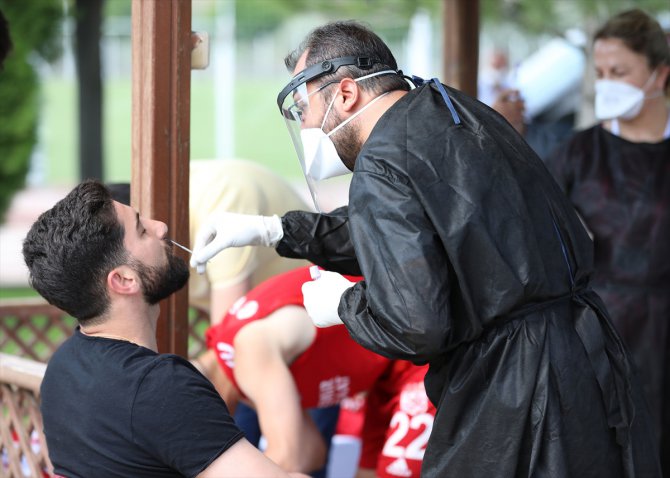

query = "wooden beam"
[131,0,191,355]
[442,0,479,97]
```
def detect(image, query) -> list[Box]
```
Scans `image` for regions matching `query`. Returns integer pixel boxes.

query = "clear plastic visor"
[279,69,398,212]
[280,81,343,213]
[280,80,337,125]
[280,80,336,177]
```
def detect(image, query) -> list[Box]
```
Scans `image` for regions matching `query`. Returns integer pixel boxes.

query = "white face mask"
[594,71,658,121]
[301,128,351,180]
[301,70,395,181]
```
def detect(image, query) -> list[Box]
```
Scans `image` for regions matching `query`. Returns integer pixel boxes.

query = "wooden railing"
[0,298,211,361]
[0,298,211,476]
[0,353,53,478]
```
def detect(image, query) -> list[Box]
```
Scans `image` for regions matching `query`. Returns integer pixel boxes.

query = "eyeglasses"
[277,55,381,118]
[285,80,339,123]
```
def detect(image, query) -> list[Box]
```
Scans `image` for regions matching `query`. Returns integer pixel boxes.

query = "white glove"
[302,270,355,328]
[190,213,283,274]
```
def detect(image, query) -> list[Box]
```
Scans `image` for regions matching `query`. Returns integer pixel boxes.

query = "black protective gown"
[546,125,670,475]
[276,83,661,477]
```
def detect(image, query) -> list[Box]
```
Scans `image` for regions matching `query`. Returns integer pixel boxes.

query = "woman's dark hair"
[22,180,127,323]
[594,9,670,91]
[284,20,410,98]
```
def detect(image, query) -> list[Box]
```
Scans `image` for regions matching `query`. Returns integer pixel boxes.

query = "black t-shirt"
[40,328,244,478]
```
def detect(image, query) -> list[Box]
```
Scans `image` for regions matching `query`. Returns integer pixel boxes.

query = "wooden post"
[442,0,479,97]
[131,0,191,355]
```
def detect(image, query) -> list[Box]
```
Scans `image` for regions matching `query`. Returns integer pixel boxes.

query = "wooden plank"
[0,353,46,393]
[131,0,191,355]
[442,0,480,97]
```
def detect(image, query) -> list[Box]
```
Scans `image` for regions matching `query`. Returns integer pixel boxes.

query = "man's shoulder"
[43,331,85,375]
[137,353,201,382]
[131,354,229,423]
[44,336,186,388]
[368,83,465,143]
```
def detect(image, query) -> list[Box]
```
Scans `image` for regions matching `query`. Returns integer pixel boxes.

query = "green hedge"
[0,0,63,222]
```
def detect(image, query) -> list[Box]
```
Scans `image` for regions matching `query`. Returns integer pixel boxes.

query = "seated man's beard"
[131,249,190,305]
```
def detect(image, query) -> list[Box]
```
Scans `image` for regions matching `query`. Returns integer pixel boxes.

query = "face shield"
[281,81,352,212]
[277,56,387,212]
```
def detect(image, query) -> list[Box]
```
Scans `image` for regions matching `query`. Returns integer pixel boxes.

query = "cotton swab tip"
[170,239,193,254]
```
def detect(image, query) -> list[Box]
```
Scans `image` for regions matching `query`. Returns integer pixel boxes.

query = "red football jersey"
[205,266,390,408]
[359,361,435,478]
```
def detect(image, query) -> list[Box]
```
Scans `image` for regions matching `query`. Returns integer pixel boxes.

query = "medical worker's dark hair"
[22,180,128,324]
[285,20,410,97]
[595,8,670,92]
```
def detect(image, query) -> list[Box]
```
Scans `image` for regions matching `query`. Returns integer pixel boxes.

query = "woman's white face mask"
[301,70,395,180]
[594,70,659,121]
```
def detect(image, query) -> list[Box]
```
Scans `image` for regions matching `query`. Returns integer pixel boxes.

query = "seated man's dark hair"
[22,180,127,323]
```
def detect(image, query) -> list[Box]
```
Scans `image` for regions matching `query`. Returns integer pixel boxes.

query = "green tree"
[235,0,441,42]
[0,0,63,221]
[481,0,669,34]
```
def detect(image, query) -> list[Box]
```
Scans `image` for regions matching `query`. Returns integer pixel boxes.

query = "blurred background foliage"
[0,0,668,295]
[481,0,668,32]
[0,0,668,221]
[0,0,63,221]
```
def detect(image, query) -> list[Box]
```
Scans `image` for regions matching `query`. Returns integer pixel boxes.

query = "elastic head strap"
[277,56,382,113]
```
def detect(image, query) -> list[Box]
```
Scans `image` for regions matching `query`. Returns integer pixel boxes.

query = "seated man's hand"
[190,213,283,274]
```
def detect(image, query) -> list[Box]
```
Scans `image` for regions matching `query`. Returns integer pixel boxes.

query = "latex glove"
[302,269,355,328]
[190,213,283,274]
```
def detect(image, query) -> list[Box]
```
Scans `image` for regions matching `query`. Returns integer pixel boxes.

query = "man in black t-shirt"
[22,180,305,478]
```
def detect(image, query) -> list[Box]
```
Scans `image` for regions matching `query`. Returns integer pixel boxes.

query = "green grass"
[0,287,38,300]
[41,75,304,185]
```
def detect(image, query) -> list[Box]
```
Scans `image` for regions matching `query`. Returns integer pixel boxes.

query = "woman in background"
[546,8,669,475]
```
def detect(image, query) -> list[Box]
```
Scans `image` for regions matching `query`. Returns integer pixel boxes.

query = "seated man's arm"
[132,357,306,477]
[192,349,240,414]
[198,438,309,478]
[233,306,327,473]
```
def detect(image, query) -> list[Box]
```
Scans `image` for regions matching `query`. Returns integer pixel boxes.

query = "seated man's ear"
[107,265,141,296]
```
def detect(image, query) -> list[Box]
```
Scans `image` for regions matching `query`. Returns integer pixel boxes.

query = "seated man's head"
[22,180,189,325]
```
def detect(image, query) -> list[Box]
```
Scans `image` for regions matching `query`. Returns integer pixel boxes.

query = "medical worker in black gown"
[546,9,670,475]
[191,20,661,477]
